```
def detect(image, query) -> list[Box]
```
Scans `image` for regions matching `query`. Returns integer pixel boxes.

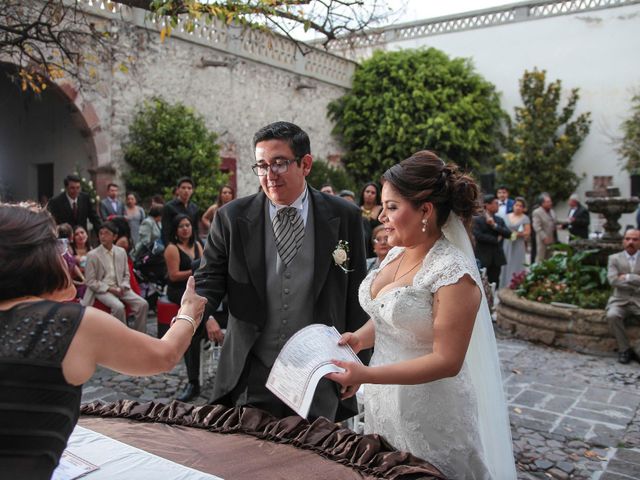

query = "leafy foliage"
[306,160,358,194]
[514,243,610,309]
[617,92,640,174]
[123,97,227,207]
[497,69,591,206]
[147,0,390,48]
[328,48,505,184]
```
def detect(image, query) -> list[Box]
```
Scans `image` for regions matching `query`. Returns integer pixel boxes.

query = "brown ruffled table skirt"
[80,401,446,479]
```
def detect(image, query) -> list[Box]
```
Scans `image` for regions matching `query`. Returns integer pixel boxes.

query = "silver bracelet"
[170,314,196,336]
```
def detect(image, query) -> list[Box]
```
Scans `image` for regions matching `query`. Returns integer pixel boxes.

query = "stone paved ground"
[82,315,640,479]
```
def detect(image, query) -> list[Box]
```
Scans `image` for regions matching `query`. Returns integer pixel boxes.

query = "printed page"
[51,450,99,480]
[266,323,362,418]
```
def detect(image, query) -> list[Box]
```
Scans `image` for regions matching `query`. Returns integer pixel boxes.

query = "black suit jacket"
[47,192,101,231]
[195,187,369,420]
[473,214,511,269]
[566,203,590,239]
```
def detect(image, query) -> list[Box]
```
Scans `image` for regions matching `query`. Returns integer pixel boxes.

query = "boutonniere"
[332,240,353,273]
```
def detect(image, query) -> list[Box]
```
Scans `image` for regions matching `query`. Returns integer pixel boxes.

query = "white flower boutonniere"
[332,240,353,273]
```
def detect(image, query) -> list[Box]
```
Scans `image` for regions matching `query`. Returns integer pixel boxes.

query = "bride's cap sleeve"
[426,242,480,294]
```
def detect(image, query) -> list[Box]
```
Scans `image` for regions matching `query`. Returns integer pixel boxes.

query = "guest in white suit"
[82,221,149,332]
[605,229,640,364]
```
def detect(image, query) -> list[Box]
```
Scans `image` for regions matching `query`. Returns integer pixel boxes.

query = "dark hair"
[99,221,118,235]
[217,185,235,206]
[0,204,72,301]
[359,182,381,206]
[57,223,73,239]
[170,214,196,247]
[483,194,497,204]
[63,174,81,187]
[496,186,509,192]
[514,196,527,208]
[126,191,139,203]
[176,177,194,188]
[381,151,480,227]
[371,224,386,246]
[253,121,311,165]
[149,205,163,217]
[107,183,119,190]
[151,194,165,205]
[70,225,91,254]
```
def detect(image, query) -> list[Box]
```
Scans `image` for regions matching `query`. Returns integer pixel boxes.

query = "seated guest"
[133,205,163,259]
[605,229,640,364]
[57,224,86,299]
[366,224,391,273]
[0,203,206,480]
[70,225,91,273]
[82,221,149,332]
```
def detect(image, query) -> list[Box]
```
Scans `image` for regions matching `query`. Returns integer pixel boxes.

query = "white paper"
[51,450,99,480]
[266,323,362,418]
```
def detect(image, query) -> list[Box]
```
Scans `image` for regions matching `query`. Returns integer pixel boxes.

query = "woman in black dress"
[0,203,207,480]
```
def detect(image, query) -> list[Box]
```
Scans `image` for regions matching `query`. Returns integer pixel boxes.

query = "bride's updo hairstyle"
[381,150,480,227]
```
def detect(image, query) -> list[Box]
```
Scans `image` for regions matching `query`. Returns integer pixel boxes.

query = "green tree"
[123,97,226,207]
[328,48,505,184]
[497,69,591,206]
[306,160,358,194]
[617,92,640,174]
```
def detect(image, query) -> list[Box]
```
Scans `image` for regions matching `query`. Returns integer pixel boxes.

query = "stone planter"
[496,289,640,354]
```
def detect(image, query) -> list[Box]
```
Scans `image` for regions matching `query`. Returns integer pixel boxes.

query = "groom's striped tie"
[273,207,304,266]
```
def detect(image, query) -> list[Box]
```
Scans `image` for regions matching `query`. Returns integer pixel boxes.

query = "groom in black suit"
[195,121,368,421]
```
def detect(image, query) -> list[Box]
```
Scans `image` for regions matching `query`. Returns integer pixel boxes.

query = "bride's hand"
[326,360,366,399]
[337,332,362,354]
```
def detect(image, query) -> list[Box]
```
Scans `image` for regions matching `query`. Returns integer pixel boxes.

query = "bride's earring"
[421,218,428,233]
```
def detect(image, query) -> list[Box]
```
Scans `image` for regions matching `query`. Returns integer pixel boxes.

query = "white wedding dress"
[360,233,515,479]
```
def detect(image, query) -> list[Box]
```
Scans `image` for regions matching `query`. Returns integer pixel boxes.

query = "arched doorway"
[0,63,98,203]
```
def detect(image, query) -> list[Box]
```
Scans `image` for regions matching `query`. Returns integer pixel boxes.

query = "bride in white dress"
[327,152,516,479]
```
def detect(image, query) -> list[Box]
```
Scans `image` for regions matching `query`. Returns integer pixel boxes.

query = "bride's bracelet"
[170,314,196,336]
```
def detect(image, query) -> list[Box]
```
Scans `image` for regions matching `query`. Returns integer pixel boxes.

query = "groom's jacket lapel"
[238,192,267,309]
[310,188,340,303]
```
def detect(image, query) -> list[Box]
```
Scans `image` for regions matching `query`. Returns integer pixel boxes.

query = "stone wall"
[80,3,355,198]
[1,1,357,201]
[496,288,640,355]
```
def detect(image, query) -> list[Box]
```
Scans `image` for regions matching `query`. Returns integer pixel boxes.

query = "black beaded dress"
[0,300,84,480]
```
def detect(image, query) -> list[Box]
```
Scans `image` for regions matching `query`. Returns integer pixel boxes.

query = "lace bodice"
[359,238,481,357]
[359,238,492,479]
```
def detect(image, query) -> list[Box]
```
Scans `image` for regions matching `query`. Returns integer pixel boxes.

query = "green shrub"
[514,244,610,309]
[306,160,358,194]
[617,92,640,174]
[122,97,227,207]
[328,48,505,184]
[497,69,591,206]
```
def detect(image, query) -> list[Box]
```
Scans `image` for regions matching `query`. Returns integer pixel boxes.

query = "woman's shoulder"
[418,238,479,291]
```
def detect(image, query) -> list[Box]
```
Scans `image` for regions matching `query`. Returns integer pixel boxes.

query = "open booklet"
[266,324,362,419]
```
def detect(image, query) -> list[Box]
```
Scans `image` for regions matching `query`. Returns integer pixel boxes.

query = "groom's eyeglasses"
[251,158,299,176]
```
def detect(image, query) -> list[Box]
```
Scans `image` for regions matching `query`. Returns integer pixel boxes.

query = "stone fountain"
[571,186,639,265]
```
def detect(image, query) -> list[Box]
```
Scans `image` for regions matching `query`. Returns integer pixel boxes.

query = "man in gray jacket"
[605,229,640,364]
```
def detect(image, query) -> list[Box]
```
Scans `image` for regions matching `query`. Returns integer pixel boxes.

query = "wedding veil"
[442,213,517,479]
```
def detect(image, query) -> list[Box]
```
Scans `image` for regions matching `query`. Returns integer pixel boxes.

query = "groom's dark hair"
[253,121,311,165]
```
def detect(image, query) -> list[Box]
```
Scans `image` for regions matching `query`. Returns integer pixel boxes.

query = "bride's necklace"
[392,253,424,282]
